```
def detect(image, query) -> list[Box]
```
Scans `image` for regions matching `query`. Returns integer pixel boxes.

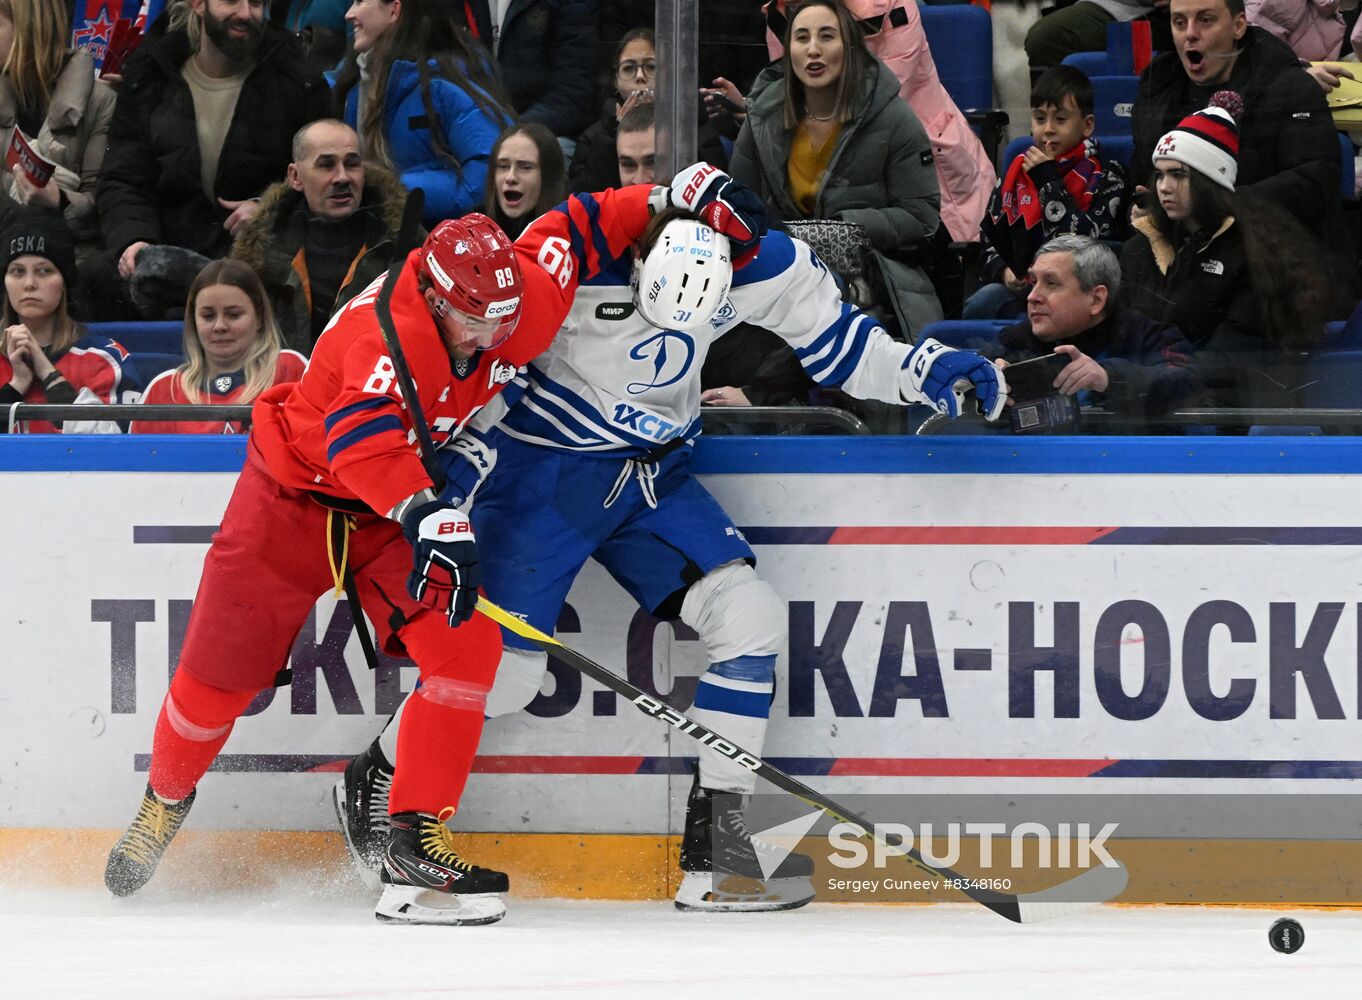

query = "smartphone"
[1002,352,1069,402]
[704,91,744,117]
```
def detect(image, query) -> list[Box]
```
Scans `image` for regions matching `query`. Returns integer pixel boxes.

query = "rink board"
[3,436,1362,900]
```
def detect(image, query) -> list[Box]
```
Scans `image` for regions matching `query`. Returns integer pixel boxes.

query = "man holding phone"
[980,235,1203,432]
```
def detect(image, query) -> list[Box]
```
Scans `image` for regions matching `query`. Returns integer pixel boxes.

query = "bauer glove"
[655,162,767,263]
[904,338,1007,421]
[401,500,480,627]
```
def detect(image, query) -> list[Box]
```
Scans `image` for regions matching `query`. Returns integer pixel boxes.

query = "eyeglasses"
[617,60,658,77]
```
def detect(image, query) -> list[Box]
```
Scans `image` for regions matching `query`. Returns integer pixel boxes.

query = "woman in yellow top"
[729,0,943,339]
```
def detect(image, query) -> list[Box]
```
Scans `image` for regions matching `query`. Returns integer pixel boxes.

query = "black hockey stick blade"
[373,187,443,487]
[476,595,1129,923]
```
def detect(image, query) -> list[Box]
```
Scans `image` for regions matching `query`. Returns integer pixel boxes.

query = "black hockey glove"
[401,500,480,627]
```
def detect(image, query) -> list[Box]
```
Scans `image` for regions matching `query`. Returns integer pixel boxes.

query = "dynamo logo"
[626,330,695,394]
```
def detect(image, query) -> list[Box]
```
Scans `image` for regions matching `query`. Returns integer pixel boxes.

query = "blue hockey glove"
[662,162,767,262]
[401,500,480,627]
[904,338,1007,421]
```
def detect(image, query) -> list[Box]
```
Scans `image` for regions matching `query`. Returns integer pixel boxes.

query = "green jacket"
[231,164,408,354]
[729,57,942,338]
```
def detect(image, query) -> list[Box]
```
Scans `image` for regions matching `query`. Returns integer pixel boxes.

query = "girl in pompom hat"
[1120,91,1345,410]
[0,210,134,432]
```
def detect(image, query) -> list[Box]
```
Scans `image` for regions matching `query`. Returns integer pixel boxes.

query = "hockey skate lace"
[723,807,783,861]
[368,768,393,828]
[119,795,179,866]
[419,807,475,872]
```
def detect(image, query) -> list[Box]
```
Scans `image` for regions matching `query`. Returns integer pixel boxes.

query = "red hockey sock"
[388,677,488,816]
[148,669,261,801]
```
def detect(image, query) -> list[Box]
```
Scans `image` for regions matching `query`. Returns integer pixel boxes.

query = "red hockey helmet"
[418,214,523,351]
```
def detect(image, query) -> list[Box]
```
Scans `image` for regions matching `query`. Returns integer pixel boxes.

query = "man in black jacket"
[94,0,331,318]
[981,234,1204,431]
[1131,0,1340,232]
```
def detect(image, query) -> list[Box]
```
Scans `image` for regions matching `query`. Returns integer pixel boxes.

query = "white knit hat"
[1152,91,1243,191]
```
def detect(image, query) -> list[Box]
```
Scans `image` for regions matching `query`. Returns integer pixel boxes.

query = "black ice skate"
[676,771,815,912]
[104,784,197,897]
[333,741,393,890]
[375,809,510,925]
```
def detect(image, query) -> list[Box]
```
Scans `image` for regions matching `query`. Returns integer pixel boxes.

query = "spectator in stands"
[485,123,565,241]
[615,103,657,186]
[762,0,998,244]
[232,119,407,353]
[967,66,1130,320]
[0,211,132,433]
[1246,0,1346,62]
[1026,1,1170,75]
[730,0,943,339]
[1121,95,1338,408]
[285,0,350,78]
[335,0,513,229]
[461,0,598,146]
[0,0,116,264]
[1132,0,1345,240]
[980,234,1203,429]
[94,0,330,322]
[133,258,305,434]
[569,28,727,193]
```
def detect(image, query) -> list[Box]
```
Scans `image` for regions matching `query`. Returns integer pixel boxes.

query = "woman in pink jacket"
[762,0,997,242]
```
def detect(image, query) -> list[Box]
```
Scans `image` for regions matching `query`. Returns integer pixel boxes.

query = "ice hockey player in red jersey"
[102,195,657,925]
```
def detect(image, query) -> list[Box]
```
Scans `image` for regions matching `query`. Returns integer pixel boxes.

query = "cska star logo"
[1155,135,1176,158]
[486,359,518,388]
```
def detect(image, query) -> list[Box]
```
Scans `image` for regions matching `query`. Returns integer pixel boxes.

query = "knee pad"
[164,669,259,741]
[484,646,549,718]
[679,561,786,665]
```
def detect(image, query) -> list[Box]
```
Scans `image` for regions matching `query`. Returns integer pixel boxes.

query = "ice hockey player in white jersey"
[335,163,1006,912]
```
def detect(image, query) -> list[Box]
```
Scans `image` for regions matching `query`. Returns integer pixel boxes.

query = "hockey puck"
[1268,918,1304,954]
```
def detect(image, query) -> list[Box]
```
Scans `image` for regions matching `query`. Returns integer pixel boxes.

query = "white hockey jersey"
[467,223,926,458]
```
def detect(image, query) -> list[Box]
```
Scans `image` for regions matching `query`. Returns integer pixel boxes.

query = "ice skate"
[104,784,197,897]
[375,809,509,925]
[675,772,815,913]
[333,741,393,890]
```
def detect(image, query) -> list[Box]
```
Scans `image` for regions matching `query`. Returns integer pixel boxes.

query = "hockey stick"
[369,195,1127,923]
[473,596,1128,924]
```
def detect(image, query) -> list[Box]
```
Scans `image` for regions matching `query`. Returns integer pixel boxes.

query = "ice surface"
[2,880,1359,1000]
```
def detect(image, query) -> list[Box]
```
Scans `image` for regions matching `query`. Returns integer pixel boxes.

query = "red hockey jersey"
[250,185,653,517]
[11,334,130,434]
[130,351,308,435]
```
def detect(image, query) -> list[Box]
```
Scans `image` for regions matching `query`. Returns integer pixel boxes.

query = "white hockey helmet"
[631,218,732,332]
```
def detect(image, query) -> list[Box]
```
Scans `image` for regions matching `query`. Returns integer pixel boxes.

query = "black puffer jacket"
[1119,215,1308,408]
[1132,27,1340,229]
[96,25,331,260]
[463,0,598,139]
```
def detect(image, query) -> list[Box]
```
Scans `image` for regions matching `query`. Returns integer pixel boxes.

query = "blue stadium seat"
[87,321,183,355]
[1098,134,1135,173]
[918,4,993,112]
[999,135,1031,173]
[918,4,1008,162]
[1061,51,1112,76]
[920,319,1013,350]
[1303,349,1362,408]
[1090,75,1138,136]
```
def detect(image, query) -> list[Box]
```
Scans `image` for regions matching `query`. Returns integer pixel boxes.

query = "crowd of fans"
[2,0,1361,436]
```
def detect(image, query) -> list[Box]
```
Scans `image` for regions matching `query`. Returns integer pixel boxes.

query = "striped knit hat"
[1152,91,1243,191]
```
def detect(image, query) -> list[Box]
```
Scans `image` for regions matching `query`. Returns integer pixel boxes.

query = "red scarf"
[998,138,1103,231]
